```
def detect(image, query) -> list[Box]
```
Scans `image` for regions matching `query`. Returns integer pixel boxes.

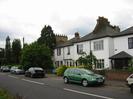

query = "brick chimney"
[75,32,80,39]
[97,16,110,26]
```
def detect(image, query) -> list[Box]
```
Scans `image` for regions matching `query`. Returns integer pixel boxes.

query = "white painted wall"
[90,38,111,69]
[54,34,133,69]
[54,48,63,61]
[73,41,90,61]
[114,35,133,55]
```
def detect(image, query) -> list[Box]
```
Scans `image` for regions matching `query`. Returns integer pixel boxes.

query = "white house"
[54,17,133,70]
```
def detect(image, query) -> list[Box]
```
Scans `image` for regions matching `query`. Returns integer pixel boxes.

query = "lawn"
[0,88,23,99]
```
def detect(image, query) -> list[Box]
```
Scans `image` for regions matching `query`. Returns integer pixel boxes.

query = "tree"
[12,39,22,64]
[0,48,5,65]
[5,36,11,64]
[37,25,56,54]
[77,51,97,69]
[21,42,53,70]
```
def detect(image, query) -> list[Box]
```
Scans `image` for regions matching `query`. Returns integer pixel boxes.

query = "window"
[95,59,104,69]
[94,40,104,51]
[67,47,70,55]
[57,48,61,56]
[77,44,83,54]
[128,37,133,49]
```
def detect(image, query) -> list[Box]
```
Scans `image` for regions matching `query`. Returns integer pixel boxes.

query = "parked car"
[14,68,25,74]
[25,67,45,78]
[126,74,133,94]
[10,66,24,74]
[10,66,18,74]
[63,68,105,87]
[0,66,5,71]
[0,66,10,72]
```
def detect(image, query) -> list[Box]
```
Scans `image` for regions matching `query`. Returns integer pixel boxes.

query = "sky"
[0,0,133,48]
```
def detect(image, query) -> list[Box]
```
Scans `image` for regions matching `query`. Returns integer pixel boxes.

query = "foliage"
[77,51,97,69]
[5,36,11,64]
[21,42,53,70]
[128,67,133,72]
[0,88,23,99]
[37,25,56,54]
[128,58,133,67]
[12,39,22,64]
[56,65,67,76]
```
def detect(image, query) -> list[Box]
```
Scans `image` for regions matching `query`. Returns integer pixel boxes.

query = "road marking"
[22,79,44,85]
[64,88,114,99]
[8,75,19,79]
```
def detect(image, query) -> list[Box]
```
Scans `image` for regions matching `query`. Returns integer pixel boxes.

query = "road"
[0,72,133,99]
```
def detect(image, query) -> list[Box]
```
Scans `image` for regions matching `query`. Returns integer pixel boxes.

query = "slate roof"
[112,26,133,37]
[56,17,133,48]
[109,51,133,59]
[77,26,119,42]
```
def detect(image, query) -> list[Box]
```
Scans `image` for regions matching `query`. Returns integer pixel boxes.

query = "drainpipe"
[63,47,64,65]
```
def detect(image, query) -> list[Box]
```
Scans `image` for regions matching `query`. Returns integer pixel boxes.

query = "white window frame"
[94,40,104,51]
[77,44,83,54]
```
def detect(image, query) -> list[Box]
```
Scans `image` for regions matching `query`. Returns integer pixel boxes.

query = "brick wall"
[94,70,132,81]
[106,71,132,81]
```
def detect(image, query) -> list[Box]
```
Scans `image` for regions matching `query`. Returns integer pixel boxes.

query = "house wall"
[54,35,133,69]
[114,35,133,55]
[90,37,111,69]
[73,41,90,61]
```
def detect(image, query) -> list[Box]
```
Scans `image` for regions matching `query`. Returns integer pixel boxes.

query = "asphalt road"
[0,72,133,99]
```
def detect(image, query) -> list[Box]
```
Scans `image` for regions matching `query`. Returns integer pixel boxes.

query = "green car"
[63,68,105,87]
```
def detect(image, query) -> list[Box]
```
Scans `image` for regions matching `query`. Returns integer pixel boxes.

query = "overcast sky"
[0,0,133,48]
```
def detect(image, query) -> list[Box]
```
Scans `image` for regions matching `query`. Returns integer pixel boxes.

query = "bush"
[128,66,133,72]
[56,66,67,76]
[0,88,23,99]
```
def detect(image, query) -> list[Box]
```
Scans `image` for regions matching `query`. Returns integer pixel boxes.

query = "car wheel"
[64,77,69,84]
[82,79,88,87]
[130,85,133,94]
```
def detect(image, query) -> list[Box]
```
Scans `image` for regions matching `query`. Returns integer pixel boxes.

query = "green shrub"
[56,65,68,76]
[128,66,133,72]
[0,88,23,99]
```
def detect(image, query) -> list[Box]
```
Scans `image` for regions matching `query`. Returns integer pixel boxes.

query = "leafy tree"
[77,51,97,69]
[12,39,22,64]
[21,42,53,70]
[37,25,56,54]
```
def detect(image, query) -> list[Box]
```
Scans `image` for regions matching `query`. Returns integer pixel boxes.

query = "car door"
[71,69,82,83]
[67,69,74,81]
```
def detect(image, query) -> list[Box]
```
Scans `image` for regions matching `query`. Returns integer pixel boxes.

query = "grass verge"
[0,88,23,99]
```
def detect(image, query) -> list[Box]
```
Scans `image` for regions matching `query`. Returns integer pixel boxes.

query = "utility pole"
[23,37,24,48]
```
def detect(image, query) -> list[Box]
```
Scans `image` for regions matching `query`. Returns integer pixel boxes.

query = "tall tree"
[12,39,22,64]
[37,25,56,54]
[21,42,53,70]
[5,36,11,64]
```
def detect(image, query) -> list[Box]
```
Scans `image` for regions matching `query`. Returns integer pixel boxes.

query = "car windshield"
[81,69,94,75]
